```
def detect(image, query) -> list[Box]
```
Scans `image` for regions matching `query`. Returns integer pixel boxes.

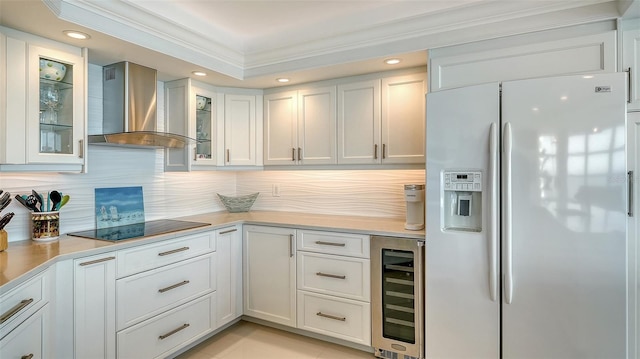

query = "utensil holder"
[31,211,60,242]
[0,229,7,251]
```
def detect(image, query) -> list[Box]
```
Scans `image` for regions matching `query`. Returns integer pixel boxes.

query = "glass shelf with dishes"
[38,57,75,155]
[195,95,213,160]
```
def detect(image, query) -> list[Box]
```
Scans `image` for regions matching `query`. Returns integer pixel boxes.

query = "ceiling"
[1,0,638,89]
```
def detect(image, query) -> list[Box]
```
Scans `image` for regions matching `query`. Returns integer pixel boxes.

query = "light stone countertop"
[0,211,424,292]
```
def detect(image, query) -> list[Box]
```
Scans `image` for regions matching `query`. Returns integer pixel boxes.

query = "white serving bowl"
[39,59,67,82]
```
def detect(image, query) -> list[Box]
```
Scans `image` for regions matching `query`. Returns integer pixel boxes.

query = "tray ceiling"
[1,0,637,88]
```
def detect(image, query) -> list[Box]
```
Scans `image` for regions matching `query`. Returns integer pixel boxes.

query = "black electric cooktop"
[67,219,210,241]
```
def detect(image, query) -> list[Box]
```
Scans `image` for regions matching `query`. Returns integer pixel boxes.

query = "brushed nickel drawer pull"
[0,298,34,324]
[292,148,296,161]
[226,149,230,163]
[158,247,190,256]
[316,312,346,322]
[219,228,238,235]
[316,272,346,280]
[315,241,346,247]
[159,323,190,340]
[382,144,387,159]
[21,354,34,359]
[374,144,378,159]
[79,256,116,266]
[158,280,190,293]
[298,147,302,161]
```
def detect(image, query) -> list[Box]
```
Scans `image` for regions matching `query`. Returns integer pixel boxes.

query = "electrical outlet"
[272,184,281,197]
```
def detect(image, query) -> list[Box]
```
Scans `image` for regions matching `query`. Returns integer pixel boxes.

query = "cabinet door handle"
[226,149,230,163]
[21,354,34,359]
[78,140,84,159]
[315,241,345,247]
[374,144,378,159]
[159,323,190,340]
[292,148,296,161]
[219,228,238,235]
[298,147,302,161]
[158,280,190,293]
[382,144,386,159]
[79,256,116,266]
[194,148,198,161]
[316,312,346,321]
[289,234,294,257]
[158,246,190,256]
[316,272,346,280]
[0,298,34,324]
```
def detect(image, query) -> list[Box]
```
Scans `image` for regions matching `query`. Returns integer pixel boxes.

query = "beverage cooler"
[371,236,425,359]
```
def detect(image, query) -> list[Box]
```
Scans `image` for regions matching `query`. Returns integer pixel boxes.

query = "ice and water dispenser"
[442,170,482,232]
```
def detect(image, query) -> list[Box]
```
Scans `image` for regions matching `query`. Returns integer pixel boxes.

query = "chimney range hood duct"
[88,61,194,148]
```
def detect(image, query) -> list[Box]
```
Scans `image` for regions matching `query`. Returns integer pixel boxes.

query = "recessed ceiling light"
[277,78,290,83]
[63,30,91,40]
[192,71,207,77]
[385,58,401,65]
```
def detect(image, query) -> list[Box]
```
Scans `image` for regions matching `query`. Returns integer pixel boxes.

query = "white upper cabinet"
[622,21,640,111]
[223,94,259,166]
[164,79,217,171]
[338,73,425,165]
[429,23,616,92]
[264,86,336,166]
[337,80,380,164]
[380,73,426,164]
[164,80,262,171]
[1,27,87,172]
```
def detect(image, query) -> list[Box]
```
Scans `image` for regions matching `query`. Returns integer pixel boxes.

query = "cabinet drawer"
[117,293,216,359]
[297,252,370,302]
[297,291,371,345]
[117,231,214,278]
[0,304,48,359]
[298,230,369,258]
[116,253,216,330]
[0,270,49,337]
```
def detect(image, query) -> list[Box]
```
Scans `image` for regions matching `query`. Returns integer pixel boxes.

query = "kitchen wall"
[0,64,424,242]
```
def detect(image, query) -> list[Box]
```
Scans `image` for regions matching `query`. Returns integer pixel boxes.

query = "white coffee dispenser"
[404,184,425,230]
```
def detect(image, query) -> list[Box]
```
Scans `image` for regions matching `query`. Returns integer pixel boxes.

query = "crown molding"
[43,0,624,80]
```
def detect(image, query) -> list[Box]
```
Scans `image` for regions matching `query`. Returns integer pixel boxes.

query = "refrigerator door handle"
[628,171,634,217]
[489,122,499,302]
[503,122,514,304]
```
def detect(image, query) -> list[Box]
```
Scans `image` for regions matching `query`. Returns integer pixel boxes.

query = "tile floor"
[175,321,376,359]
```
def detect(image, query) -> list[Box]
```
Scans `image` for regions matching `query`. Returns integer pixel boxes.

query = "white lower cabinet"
[74,252,117,359]
[116,253,216,330]
[216,226,243,326]
[296,230,371,345]
[297,291,371,346]
[71,230,221,358]
[0,304,50,359]
[244,225,371,346]
[243,225,297,327]
[117,292,216,359]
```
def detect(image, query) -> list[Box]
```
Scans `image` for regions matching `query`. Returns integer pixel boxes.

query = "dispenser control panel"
[443,171,482,192]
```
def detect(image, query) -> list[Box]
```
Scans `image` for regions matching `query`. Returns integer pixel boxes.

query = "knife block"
[0,229,7,251]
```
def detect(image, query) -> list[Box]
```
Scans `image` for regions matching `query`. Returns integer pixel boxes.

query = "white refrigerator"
[425,73,628,358]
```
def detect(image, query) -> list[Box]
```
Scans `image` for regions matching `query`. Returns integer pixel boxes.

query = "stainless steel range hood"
[88,61,194,148]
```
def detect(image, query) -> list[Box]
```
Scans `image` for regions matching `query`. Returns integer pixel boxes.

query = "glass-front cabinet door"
[28,45,85,165]
[191,85,216,167]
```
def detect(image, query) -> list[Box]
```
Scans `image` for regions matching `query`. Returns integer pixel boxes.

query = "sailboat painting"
[95,186,145,229]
